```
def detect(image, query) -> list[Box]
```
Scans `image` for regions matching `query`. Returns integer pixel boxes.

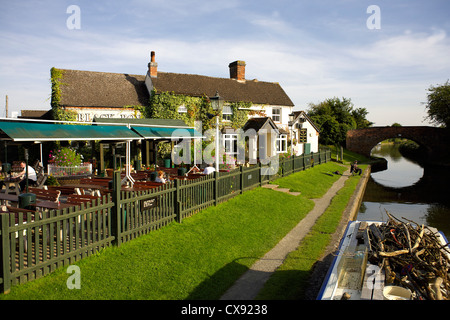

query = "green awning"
[131,126,203,139]
[0,121,142,142]
[93,117,203,139]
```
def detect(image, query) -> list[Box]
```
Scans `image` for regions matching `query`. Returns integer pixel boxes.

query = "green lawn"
[1,161,363,300]
[274,162,348,198]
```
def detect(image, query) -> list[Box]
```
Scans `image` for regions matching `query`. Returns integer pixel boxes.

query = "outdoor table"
[3,178,22,195]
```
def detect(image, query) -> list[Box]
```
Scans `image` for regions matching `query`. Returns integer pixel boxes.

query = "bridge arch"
[346,126,450,166]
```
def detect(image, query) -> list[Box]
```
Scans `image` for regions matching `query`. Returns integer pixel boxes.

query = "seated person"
[203,164,216,175]
[18,161,37,191]
[350,160,362,175]
[154,170,167,184]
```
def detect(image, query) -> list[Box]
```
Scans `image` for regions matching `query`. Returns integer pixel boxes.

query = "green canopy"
[0,121,141,142]
[130,126,203,139]
[93,117,203,139]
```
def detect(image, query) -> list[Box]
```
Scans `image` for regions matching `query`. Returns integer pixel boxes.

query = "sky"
[1,0,449,126]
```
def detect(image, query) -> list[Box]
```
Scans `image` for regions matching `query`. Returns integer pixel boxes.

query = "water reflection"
[370,143,424,188]
[357,142,450,235]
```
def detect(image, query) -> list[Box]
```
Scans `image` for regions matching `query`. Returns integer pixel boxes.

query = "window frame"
[276,134,287,153]
[223,133,238,155]
[272,107,281,122]
[222,106,233,122]
[178,104,187,114]
[298,128,307,143]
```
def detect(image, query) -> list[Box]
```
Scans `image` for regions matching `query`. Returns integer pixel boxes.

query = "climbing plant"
[50,67,77,121]
[123,105,147,118]
[229,101,252,129]
[147,89,254,131]
[148,90,256,163]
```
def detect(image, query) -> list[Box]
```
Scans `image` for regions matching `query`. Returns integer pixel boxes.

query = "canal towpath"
[220,165,371,300]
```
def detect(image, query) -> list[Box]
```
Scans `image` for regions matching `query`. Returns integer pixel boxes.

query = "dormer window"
[222,106,233,121]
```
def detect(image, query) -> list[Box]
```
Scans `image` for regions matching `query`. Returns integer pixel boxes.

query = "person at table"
[155,170,167,184]
[17,161,37,191]
[203,164,216,175]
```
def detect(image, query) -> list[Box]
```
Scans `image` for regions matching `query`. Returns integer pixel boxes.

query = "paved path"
[220,170,351,300]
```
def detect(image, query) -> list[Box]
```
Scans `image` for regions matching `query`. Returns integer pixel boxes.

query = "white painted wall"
[291,118,319,155]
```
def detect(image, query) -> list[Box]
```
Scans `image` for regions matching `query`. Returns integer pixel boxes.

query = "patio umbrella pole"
[25,148,29,193]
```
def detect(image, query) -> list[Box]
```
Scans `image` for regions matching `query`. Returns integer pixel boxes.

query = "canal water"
[356,142,450,235]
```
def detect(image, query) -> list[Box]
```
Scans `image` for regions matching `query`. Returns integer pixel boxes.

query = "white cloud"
[349,29,450,71]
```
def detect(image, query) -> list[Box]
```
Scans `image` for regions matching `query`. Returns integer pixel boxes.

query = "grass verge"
[273,162,347,198]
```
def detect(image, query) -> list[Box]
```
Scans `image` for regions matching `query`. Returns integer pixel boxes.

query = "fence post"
[240,166,244,194]
[258,162,262,186]
[292,154,295,173]
[175,179,182,223]
[0,213,11,294]
[214,171,219,206]
[111,170,122,247]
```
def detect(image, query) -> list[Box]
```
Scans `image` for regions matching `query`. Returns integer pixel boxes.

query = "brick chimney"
[148,51,158,78]
[229,60,246,81]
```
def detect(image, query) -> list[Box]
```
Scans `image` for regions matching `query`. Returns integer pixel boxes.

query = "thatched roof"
[56,68,294,108]
[151,72,294,106]
[58,69,149,108]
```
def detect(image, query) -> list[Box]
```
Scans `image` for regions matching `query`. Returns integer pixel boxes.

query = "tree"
[307,97,372,146]
[425,80,450,128]
[352,108,374,129]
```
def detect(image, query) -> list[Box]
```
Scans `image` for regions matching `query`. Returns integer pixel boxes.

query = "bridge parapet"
[346,126,450,166]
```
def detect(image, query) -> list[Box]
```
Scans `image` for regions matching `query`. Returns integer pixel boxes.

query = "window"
[272,108,281,122]
[299,129,307,143]
[276,134,287,153]
[178,104,187,114]
[222,106,232,121]
[223,134,238,155]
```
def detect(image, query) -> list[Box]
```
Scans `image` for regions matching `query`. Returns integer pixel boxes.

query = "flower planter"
[47,163,92,178]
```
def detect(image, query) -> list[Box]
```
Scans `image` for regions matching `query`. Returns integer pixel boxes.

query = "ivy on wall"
[123,105,147,118]
[147,89,254,132]
[50,67,78,121]
[229,101,252,129]
[147,90,257,162]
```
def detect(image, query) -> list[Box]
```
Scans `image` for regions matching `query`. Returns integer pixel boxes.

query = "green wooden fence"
[0,150,330,293]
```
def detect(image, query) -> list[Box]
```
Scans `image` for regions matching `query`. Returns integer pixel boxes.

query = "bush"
[48,147,82,167]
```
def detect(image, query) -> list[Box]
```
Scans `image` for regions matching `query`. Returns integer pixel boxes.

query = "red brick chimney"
[148,51,158,78]
[229,60,246,81]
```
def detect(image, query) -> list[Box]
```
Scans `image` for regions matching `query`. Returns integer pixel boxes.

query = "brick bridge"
[346,126,450,166]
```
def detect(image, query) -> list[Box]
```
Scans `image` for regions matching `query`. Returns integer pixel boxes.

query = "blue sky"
[1,0,449,126]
